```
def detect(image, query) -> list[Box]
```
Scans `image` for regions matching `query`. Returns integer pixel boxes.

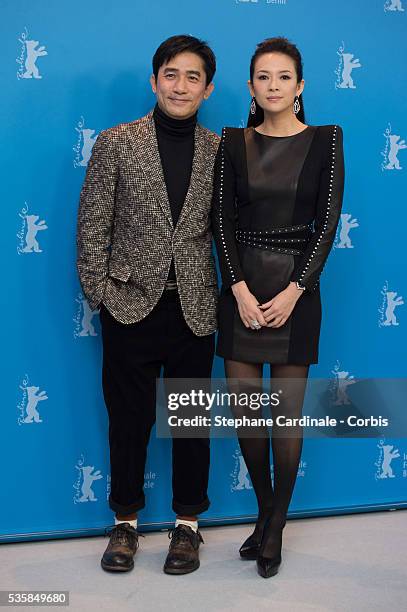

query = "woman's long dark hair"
[247,37,306,128]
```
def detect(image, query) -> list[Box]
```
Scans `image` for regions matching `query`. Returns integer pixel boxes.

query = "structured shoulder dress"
[211,124,345,364]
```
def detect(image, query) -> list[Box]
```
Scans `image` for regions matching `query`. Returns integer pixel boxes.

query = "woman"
[212,37,345,578]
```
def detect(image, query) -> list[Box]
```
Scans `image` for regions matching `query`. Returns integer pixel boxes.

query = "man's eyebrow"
[163,67,202,76]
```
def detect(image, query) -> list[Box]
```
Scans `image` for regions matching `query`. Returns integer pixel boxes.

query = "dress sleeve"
[290,125,344,292]
[211,128,245,290]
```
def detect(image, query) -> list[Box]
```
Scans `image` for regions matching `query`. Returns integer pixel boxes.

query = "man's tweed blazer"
[76,110,220,336]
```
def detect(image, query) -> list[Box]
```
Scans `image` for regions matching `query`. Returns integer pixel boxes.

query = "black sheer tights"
[225,359,309,558]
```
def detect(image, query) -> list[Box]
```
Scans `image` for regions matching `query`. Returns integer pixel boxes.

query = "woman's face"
[248,52,304,116]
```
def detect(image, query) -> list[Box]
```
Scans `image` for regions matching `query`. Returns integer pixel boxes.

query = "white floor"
[1,511,406,612]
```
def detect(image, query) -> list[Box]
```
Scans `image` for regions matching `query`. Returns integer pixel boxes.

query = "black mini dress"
[211,124,345,364]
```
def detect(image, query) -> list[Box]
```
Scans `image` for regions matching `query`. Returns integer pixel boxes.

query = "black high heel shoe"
[239,511,273,560]
[256,516,286,578]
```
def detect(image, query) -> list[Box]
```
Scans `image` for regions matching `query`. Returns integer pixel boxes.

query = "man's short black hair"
[152,34,216,85]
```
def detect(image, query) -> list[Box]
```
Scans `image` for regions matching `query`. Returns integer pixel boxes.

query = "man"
[76,35,219,574]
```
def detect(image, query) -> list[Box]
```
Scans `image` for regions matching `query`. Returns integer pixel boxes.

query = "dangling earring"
[250,97,256,115]
[293,95,301,115]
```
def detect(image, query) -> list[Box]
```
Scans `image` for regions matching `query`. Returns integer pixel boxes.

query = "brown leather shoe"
[163,525,204,575]
[101,522,141,572]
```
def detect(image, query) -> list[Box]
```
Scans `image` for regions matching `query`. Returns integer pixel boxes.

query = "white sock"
[175,518,198,532]
[115,516,137,530]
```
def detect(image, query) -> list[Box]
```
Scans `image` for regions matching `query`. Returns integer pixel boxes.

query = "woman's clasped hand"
[232,280,304,330]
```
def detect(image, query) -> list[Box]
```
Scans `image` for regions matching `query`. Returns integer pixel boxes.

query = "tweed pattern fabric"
[76,110,220,335]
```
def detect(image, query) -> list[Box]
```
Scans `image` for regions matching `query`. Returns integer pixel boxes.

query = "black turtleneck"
[153,103,197,281]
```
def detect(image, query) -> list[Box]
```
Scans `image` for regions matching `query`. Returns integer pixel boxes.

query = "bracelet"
[295,281,306,292]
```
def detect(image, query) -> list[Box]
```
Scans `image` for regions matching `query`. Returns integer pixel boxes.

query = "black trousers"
[99,290,215,516]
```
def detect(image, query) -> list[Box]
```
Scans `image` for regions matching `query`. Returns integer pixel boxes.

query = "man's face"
[150,51,214,120]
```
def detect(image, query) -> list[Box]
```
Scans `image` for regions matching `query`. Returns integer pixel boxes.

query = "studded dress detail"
[211,124,345,364]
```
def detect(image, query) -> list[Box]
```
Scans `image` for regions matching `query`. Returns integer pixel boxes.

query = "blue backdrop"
[2,0,407,542]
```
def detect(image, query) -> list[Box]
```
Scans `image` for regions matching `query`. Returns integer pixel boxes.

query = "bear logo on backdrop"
[73,462,158,504]
[73,454,103,503]
[381,124,406,171]
[384,0,404,12]
[73,293,99,339]
[334,213,359,249]
[330,361,356,406]
[231,448,253,491]
[17,374,48,425]
[73,117,98,168]
[335,42,362,90]
[378,281,404,327]
[374,438,406,480]
[16,27,47,80]
[17,203,48,254]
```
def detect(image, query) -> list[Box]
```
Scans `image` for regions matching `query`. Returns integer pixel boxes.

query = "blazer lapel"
[126,111,173,228]
[175,123,208,230]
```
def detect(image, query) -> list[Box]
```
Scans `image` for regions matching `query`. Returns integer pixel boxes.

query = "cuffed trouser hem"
[108,492,146,516]
[172,495,210,517]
